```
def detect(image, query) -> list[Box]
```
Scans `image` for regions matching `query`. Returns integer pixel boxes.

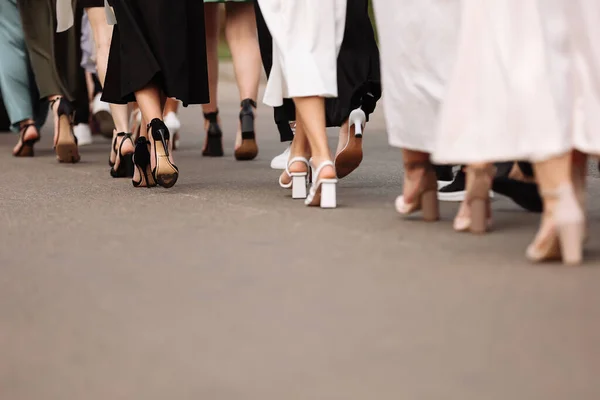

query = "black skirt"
[102,0,209,106]
[255,0,381,140]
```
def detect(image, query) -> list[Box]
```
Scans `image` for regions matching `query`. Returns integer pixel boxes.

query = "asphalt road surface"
[1,81,599,400]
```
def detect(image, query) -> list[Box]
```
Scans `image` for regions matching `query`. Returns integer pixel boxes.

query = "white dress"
[257,0,347,107]
[570,0,600,156]
[433,0,600,164]
[372,0,460,151]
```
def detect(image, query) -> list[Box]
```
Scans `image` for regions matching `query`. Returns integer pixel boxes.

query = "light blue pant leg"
[0,0,47,132]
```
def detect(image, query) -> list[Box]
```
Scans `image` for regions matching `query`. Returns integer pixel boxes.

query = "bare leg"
[401,150,430,203]
[453,162,494,233]
[528,152,584,264]
[135,83,164,124]
[225,2,261,149]
[279,120,311,184]
[293,96,335,180]
[164,98,179,115]
[87,8,132,160]
[136,82,178,189]
[203,4,220,119]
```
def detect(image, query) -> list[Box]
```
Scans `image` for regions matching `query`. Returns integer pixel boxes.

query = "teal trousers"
[0,0,47,132]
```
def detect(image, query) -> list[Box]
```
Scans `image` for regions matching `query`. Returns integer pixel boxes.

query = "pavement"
[1,79,600,400]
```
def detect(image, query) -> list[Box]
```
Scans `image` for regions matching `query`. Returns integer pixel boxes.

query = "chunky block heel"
[320,181,337,209]
[202,110,224,157]
[420,189,440,222]
[235,99,258,161]
[291,174,308,199]
[469,198,488,234]
[305,160,338,209]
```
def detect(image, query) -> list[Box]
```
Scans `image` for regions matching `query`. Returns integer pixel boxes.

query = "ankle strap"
[49,96,62,108]
[203,110,219,122]
[285,156,310,175]
[240,99,257,109]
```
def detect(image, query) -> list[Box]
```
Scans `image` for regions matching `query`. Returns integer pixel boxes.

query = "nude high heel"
[526,184,584,265]
[571,163,588,241]
[395,161,439,221]
[453,166,496,234]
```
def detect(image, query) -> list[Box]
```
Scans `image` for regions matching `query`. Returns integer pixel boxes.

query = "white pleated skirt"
[373,0,460,152]
[433,0,600,164]
[257,0,346,107]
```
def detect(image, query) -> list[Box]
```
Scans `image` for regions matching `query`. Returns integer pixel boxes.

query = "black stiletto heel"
[13,124,40,157]
[50,97,80,163]
[110,132,134,178]
[202,110,224,157]
[148,119,179,188]
[235,98,258,161]
[132,137,156,188]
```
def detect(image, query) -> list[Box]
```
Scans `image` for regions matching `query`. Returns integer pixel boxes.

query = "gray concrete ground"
[1,80,600,400]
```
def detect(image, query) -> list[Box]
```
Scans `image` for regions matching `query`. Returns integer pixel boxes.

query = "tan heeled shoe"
[395,161,439,221]
[571,163,588,242]
[526,184,584,265]
[453,166,496,234]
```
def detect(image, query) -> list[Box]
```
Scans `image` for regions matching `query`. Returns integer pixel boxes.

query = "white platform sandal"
[279,156,310,199]
[305,160,338,209]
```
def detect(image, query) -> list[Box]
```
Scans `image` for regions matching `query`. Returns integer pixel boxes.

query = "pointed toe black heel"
[148,118,179,188]
[110,132,135,178]
[132,136,157,188]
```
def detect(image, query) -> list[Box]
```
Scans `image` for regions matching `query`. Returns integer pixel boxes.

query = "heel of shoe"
[558,222,584,265]
[320,181,337,209]
[348,108,366,138]
[469,198,488,234]
[122,153,134,177]
[240,114,254,134]
[420,190,439,222]
[353,121,363,138]
[236,99,258,161]
[291,174,308,199]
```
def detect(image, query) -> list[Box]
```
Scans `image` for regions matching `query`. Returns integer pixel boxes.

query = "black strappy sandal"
[148,119,179,188]
[50,97,80,163]
[110,132,134,178]
[132,136,157,188]
[202,110,224,157]
[235,98,258,161]
[13,123,40,157]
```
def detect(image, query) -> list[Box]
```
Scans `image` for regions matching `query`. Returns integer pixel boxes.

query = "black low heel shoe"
[149,118,179,188]
[13,124,40,157]
[110,132,134,178]
[235,98,258,161]
[132,136,156,188]
[202,110,224,157]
